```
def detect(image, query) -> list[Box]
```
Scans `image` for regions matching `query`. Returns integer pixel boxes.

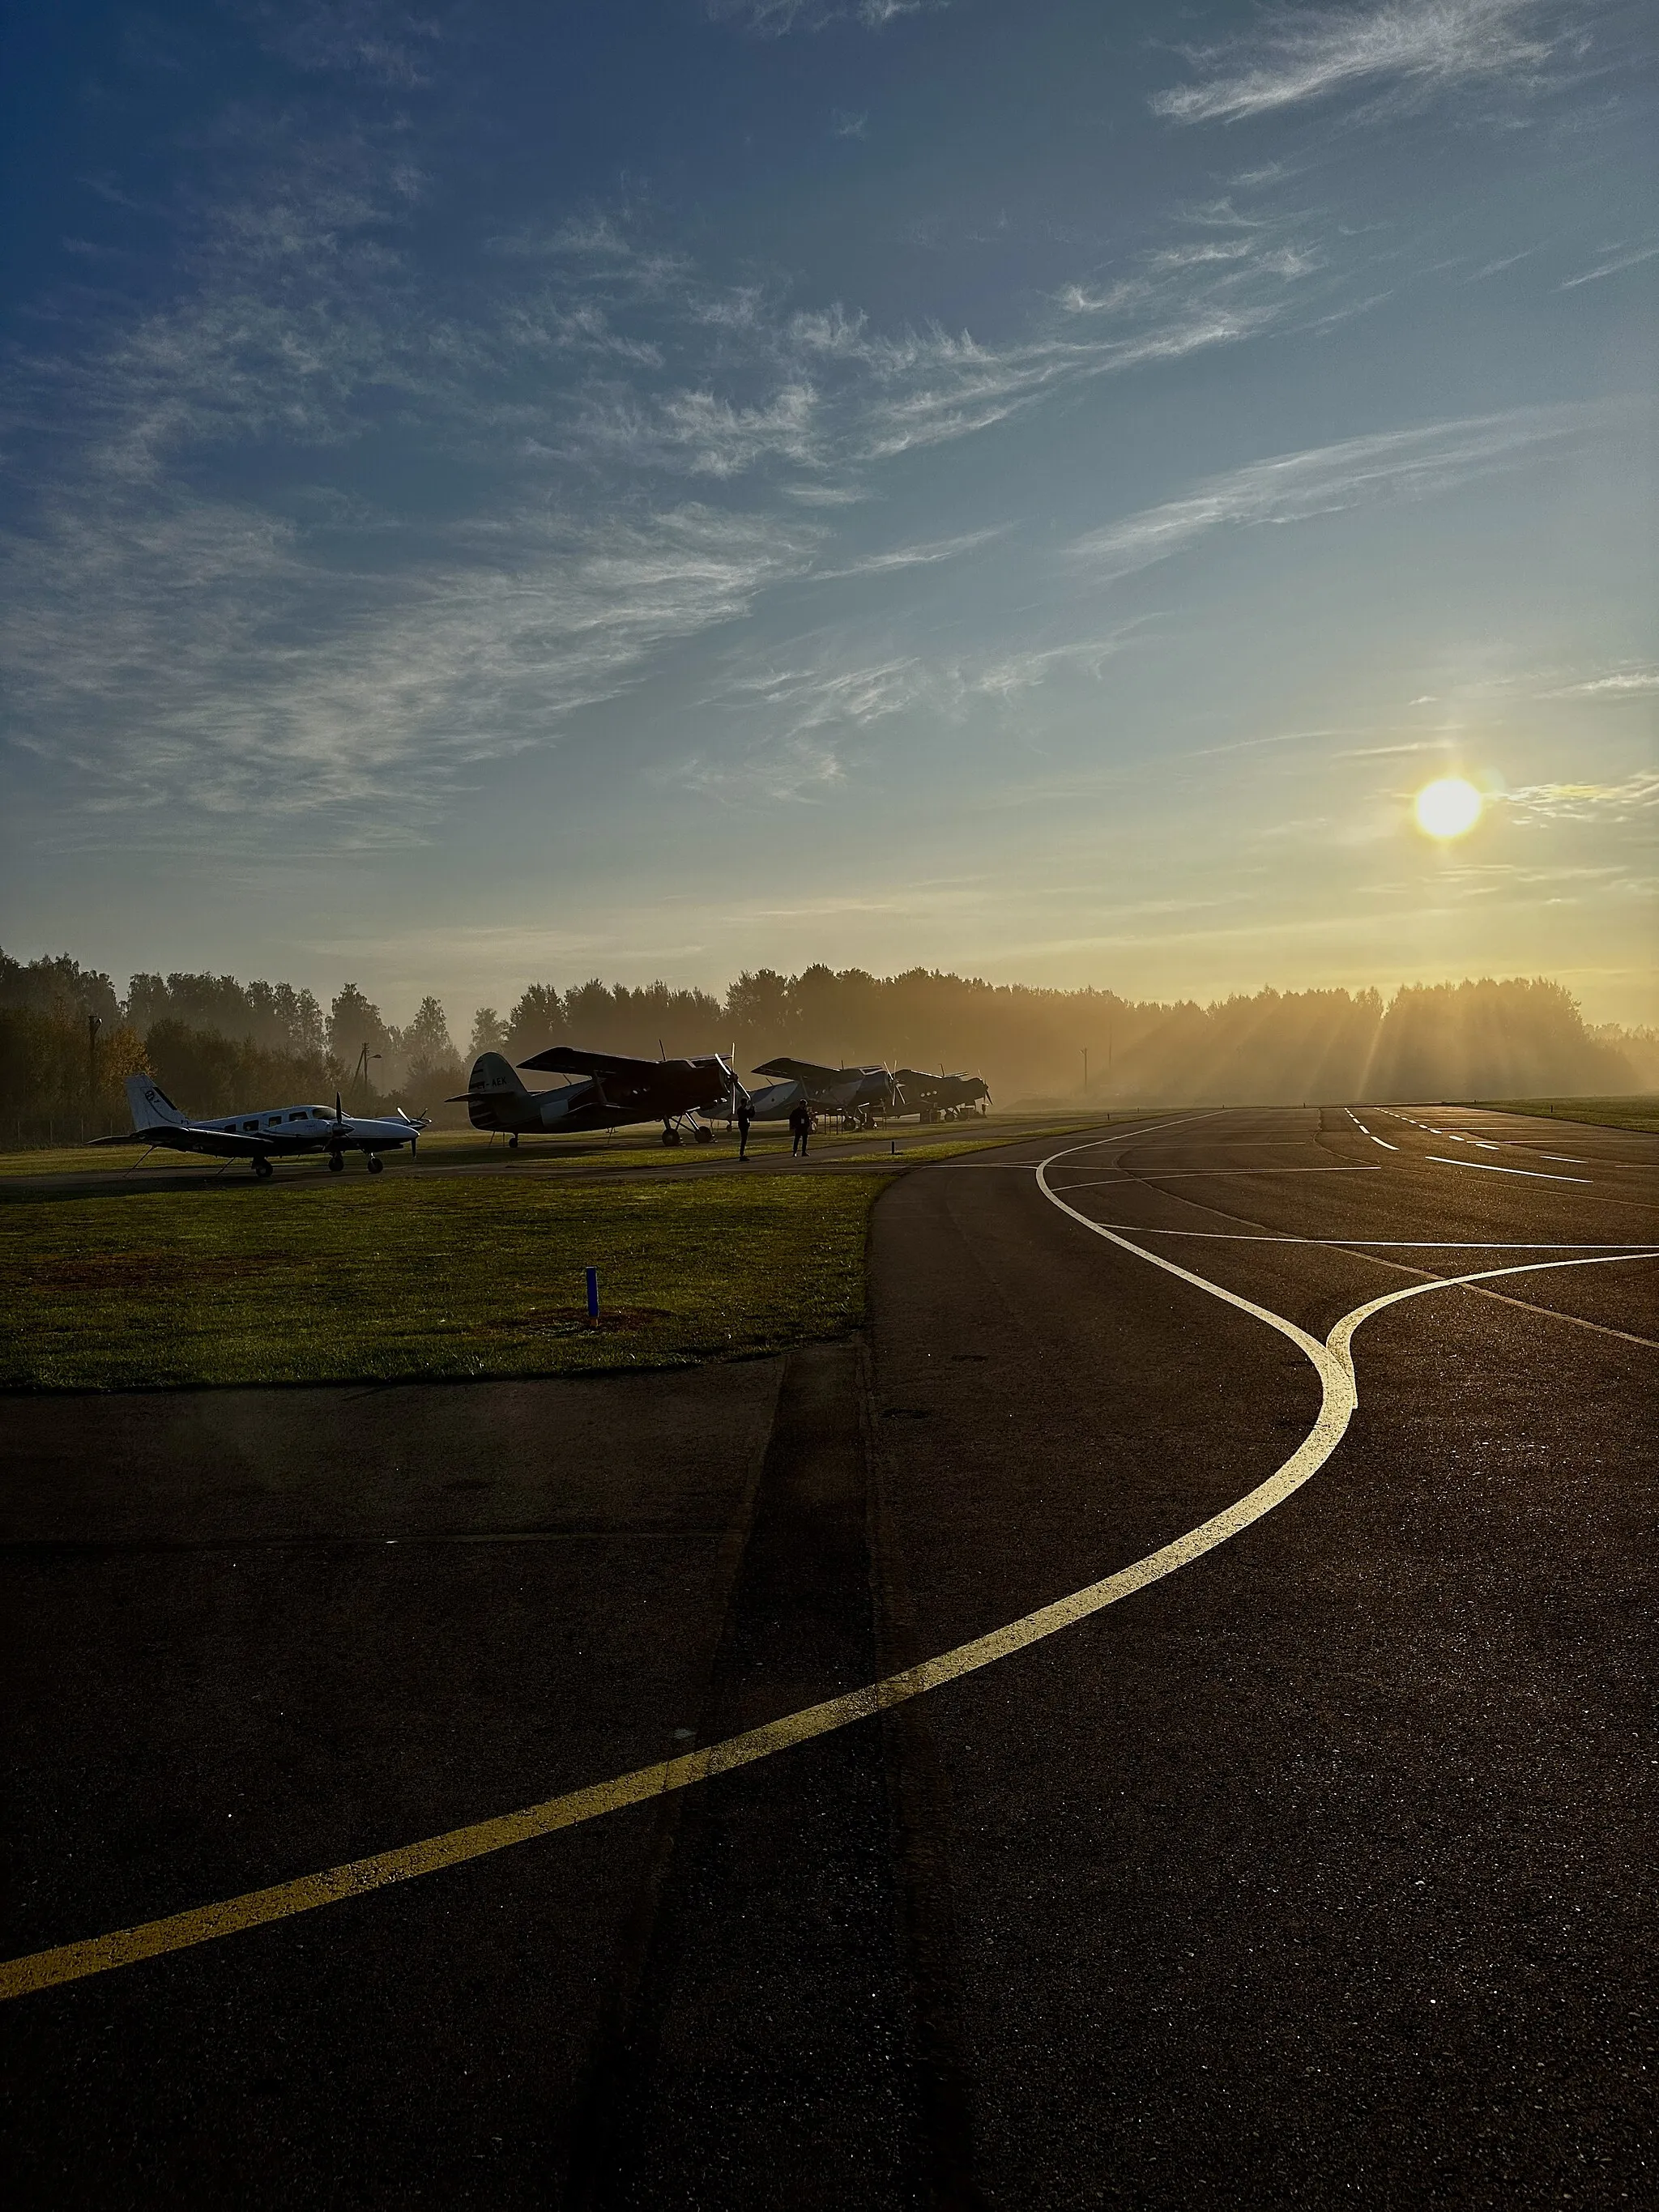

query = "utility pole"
[1081,1046,1089,1097]
[87,1015,102,1136]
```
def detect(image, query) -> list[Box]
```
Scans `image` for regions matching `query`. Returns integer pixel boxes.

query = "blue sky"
[2,0,1654,1023]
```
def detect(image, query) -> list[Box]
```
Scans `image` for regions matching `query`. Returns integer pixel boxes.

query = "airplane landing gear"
[693,1123,713,1144]
[508,1133,519,1149]
[253,1157,274,1179]
[367,1153,384,1174]
[327,1152,345,1174]
[661,1123,681,1146]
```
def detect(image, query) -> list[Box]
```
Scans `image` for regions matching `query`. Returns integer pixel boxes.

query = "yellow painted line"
[2,1121,1647,2005]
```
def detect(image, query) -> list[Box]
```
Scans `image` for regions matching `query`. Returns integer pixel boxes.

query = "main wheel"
[661,1127,681,1146]
[327,1152,345,1174]
[694,1124,712,1144]
[508,1134,519,1149]
[367,1153,384,1175]
[253,1157,274,1179]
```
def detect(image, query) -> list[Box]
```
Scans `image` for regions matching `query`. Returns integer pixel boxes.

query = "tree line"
[1,945,1653,1148]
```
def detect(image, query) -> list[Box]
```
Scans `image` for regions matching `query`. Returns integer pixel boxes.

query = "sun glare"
[1414,776,1483,840]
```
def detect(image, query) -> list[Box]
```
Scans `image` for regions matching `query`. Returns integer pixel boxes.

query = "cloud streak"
[1067,407,1598,579]
[2,491,819,837]
[1504,773,1659,820]
[1150,0,1566,125]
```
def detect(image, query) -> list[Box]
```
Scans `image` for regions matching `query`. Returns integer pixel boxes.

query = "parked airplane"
[749,1058,898,1130]
[96,1075,427,1176]
[892,1068,992,1120]
[452,1048,745,1146]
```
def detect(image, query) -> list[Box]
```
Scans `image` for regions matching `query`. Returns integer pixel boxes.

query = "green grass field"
[1481,1097,1659,1136]
[0,1169,893,1391]
[0,1115,1095,1390]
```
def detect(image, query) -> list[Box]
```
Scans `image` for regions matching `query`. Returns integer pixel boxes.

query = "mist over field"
[2,945,1653,1146]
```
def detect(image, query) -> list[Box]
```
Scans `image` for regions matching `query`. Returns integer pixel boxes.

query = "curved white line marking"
[4,1119,1649,2004]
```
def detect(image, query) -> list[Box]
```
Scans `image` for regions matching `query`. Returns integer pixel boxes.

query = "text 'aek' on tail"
[457,1052,529,1130]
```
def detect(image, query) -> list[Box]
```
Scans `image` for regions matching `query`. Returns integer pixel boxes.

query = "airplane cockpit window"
[289,1112,308,1122]
[267,1115,282,1126]
[243,1121,259,1132]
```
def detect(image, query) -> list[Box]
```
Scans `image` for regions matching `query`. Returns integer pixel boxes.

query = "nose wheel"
[367,1153,384,1174]
[327,1152,345,1174]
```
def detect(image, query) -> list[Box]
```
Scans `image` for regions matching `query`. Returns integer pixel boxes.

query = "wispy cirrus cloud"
[2,491,819,839]
[1067,406,1599,578]
[1150,0,1568,126]
[705,0,933,33]
[4,109,1330,843]
[676,616,1145,802]
[1504,772,1659,820]
[812,526,1006,579]
[1548,667,1659,696]
[241,0,442,86]
[1558,240,1659,288]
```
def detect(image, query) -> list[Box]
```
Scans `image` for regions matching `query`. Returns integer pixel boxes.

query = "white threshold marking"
[5,1113,1645,2006]
[1427,1154,1593,1186]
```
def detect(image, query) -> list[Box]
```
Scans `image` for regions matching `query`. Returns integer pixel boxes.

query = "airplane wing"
[92,1124,279,1158]
[751,1056,838,1085]
[518,1046,664,1079]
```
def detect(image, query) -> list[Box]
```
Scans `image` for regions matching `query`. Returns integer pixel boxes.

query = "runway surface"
[3,1105,1655,2206]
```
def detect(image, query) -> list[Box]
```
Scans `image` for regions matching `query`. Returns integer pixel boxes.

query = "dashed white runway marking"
[1344,1112,1397,1149]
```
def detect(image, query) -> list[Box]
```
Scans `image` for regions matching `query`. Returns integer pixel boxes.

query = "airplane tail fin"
[454,1052,529,1131]
[126,1073,185,1130]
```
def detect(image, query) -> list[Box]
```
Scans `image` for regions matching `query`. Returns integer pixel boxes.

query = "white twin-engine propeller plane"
[97,1075,427,1178]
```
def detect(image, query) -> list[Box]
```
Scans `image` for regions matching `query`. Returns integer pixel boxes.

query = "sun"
[1414,776,1483,840]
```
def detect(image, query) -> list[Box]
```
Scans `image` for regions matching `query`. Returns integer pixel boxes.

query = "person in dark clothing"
[788,1101,811,1157]
[736,1097,753,1159]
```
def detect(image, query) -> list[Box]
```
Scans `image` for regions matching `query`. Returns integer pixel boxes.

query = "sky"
[2,0,1654,1026]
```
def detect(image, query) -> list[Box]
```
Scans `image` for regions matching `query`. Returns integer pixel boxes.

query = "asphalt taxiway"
[3,1106,1655,2206]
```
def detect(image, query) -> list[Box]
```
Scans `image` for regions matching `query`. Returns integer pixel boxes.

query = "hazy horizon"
[3,2,1654,1025]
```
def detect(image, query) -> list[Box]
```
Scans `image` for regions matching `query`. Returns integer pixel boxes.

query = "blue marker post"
[585,1266,600,1328]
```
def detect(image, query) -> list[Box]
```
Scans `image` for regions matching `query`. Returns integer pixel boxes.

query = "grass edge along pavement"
[0,1127,1081,1392]
[1473,1095,1659,1136]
